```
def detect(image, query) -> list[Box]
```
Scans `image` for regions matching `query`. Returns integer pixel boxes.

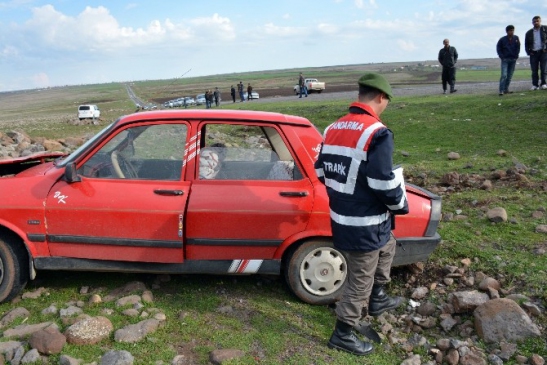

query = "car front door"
[44,122,190,263]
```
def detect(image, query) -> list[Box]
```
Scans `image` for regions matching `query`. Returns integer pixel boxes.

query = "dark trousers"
[529,51,547,87]
[335,235,396,326]
[442,66,456,91]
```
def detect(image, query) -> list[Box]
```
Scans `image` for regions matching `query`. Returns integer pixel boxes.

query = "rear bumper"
[392,233,441,266]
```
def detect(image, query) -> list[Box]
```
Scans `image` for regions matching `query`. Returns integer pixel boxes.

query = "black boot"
[327,320,373,356]
[368,284,403,317]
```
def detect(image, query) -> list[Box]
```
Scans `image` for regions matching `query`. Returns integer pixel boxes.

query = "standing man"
[213,87,221,107]
[230,85,236,103]
[524,15,547,90]
[438,39,459,94]
[247,83,253,101]
[315,73,409,356]
[497,25,521,95]
[238,81,245,102]
[298,72,308,98]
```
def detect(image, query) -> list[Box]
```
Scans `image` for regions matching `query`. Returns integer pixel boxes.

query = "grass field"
[0,63,546,364]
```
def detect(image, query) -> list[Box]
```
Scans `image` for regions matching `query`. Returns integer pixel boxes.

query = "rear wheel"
[284,240,347,305]
[0,236,29,303]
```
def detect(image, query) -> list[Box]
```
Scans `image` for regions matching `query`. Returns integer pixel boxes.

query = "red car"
[0,110,441,305]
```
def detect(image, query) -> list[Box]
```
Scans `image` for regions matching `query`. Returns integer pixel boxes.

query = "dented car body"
[0,110,441,304]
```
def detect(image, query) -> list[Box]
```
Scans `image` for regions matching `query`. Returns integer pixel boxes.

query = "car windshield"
[55,122,115,167]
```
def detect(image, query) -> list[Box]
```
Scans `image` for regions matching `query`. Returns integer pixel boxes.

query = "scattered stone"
[142,290,154,303]
[114,319,160,343]
[486,207,507,223]
[60,354,82,365]
[20,348,41,363]
[400,354,421,365]
[60,306,83,318]
[447,152,460,160]
[521,302,542,317]
[441,172,460,186]
[209,349,245,365]
[122,309,140,317]
[89,294,102,305]
[101,350,134,365]
[498,341,517,361]
[416,302,436,317]
[65,316,113,345]
[29,326,66,354]
[41,305,58,316]
[480,179,492,190]
[116,295,142,307]
[474,298,541,343]
[530,354,546,365]
[452,290,490,313]
[21,287,47,300]
[496,149,507,157]
[460,348,487,365]
[440,314,458,332]
[446,348,459,365]
[103,281,147,302]
[488,354,504,365]
[0,307,30,328]
[535,225,547,234]
[79,286,90,294]
[411,287,429,300]
[3,322,55,339]
[531,210,544,219]
[478,277,500,291]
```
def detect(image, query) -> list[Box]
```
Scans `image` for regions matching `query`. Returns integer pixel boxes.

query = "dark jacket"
[438,46,458,68]
[314,102,408,252]
[524,25,547,55]
[497,35,520,59]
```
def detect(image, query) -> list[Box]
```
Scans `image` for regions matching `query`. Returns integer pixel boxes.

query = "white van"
[78,105,101,120]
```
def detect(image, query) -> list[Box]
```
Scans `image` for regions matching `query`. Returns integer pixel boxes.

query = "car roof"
[116,109,313,128]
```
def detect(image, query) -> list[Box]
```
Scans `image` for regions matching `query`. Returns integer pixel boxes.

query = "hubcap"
[299,247,347,296]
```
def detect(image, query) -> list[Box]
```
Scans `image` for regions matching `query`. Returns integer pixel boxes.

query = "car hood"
[0,152,66,178]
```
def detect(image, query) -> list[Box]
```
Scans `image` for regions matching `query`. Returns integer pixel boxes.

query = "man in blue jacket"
[497,25,521,95]
[315,73,409,356]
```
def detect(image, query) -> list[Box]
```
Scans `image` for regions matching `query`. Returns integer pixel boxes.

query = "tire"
[284,240,347,305]
[0,235,29,303]
[318,90,323,93]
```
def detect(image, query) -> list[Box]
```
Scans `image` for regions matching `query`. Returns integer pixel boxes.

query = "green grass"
[0,69,546,364]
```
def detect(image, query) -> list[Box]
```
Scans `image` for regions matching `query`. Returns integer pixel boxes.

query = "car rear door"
[184,122,314,261]
[44,122,190,264]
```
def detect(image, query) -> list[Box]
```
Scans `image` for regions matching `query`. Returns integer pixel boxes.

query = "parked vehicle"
[294,79,326,94]
[195,94,206,105]
[244,91,260,100]
[77,105,101,120]
[183,97,196,107]
[0,110,441,305]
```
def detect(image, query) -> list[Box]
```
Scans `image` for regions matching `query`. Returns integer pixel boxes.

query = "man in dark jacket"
[230,85,236,103]
[497,25,521,95]
[438,39,459,94]
[315,73,409,356]
[524,15,547,90]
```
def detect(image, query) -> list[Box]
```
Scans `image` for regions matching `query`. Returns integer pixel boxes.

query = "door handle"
[154,189,184,196]
[279,191,308,197]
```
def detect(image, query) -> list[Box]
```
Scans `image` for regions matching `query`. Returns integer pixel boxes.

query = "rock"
[480,179,492,190]
[21,287,47,299]
[41,305,58,316]
[447,152,460,160]
[400,354,421,365]
[441,172,460,186]
[478,277,500,291]
[89,294,102,304]
[530,354,545,365]
[460,348,487,365]
[531,210,544,219]
[114,319,160,343]
[488,354,504,365]
[499,341,517,361]
[440,314,457,332]
[100,350,134,365]
[486,207,507,223]
[445,348,459,365]
[142,290,154,303]
[3,322,55,339]
[65,316,113,345]
[60,306,83,317]
[116,295,142,307]
[0,341,23,357]
[496,149,507,156]
[20,348,41,364]
[122,309,140,317]
[411,287,429,300]
[522,302,542,316]
[416,302,436,316]
[535,224,547,233]
[103,281,147,302]
[474,298,541,343]
[29,326,66,354]
[451,290,489,313]
[0,308,30,328]
[436,338,450,351]
[209,349,245,365]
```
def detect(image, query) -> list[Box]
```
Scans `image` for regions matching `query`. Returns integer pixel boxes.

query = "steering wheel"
[111,151,138,179]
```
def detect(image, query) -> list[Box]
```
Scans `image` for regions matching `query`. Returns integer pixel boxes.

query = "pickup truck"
[0,109,441,305]
[294,78,326,94]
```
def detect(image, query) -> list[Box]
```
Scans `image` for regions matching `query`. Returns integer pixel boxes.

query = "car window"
[198,123,301,181]
[78,123,188,180]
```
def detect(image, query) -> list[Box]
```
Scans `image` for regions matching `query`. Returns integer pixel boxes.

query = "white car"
[78,105,100,120]
[244,91,260,100]
[195,94,206,105]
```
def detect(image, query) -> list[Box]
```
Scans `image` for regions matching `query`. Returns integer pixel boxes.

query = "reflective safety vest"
[314,102,408,252]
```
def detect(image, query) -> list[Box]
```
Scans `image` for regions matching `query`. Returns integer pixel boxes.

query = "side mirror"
[64,162,81,183]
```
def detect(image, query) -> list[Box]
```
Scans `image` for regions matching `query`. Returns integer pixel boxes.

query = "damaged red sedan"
[0,110,441,304]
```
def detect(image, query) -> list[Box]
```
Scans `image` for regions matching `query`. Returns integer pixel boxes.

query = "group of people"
[439,15,547,96]
[204,88,221,109]
[230,81,254,102]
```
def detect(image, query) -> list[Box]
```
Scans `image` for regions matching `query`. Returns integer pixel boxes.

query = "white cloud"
[262,23,303,37]
[397,39,417,52]
[32,72,49,88]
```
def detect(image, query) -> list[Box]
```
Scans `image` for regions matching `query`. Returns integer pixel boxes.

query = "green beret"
[358,73,393,100]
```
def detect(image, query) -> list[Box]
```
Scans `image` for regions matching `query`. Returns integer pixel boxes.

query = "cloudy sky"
[0,0,545,91]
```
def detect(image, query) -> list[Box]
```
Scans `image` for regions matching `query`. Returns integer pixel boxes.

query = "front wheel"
[0,235,29,303]
[284,240,347,305]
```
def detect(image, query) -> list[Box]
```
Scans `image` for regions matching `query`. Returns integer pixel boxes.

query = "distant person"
[298,72,308,98]
[205,90,212,109]
[247,83,253,101]
[238,81,245,102]
[524,15,547,90]
[230,85,236,103]
[438,39,459,94]
[497,25,521,95]
[214,87,221,107]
